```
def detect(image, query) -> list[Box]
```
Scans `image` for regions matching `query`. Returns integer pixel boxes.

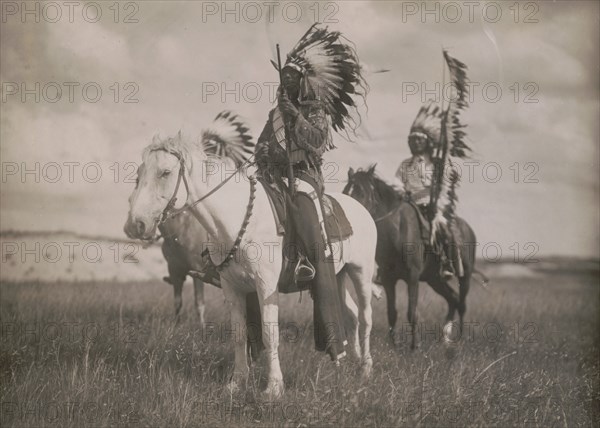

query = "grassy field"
[1,269,598,427]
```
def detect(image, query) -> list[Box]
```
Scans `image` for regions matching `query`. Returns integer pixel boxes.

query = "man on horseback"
[255,24,368,361]
[395,101,460,279]
[396,51,472,282]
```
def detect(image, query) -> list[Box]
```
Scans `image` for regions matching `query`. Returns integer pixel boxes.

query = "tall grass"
[1,273,598,427]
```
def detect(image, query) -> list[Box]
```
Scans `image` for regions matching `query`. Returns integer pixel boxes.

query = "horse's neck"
[187,167,249,246]
[371,181,401,217]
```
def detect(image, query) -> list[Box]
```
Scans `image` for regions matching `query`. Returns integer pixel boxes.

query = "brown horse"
[159,213,208,323]
[343,165,477,349]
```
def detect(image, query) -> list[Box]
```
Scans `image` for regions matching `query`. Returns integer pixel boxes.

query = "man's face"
[408,135,429,155]
[282,67,302,98]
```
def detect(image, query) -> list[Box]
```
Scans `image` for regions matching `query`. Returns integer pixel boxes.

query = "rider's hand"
[278,92,299,119]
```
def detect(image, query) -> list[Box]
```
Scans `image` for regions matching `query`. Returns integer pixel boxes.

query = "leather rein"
[153,149,256,271]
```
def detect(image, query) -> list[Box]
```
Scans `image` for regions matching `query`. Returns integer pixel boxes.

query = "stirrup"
[442,270,454,280]
[295,255,315,282]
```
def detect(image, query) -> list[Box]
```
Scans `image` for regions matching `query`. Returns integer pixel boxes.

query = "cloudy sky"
[1,1,598,258]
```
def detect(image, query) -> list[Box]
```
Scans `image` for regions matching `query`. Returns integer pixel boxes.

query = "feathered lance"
[276,43,295,197]
[429,49,469,224]
[429,65,447,223]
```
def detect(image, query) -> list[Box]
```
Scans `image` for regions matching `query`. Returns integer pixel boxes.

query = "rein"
[373,208,398,223]
[347,179,399,223]
[212,175,257,271]
[153,149,257,271]
[157,151,254,225]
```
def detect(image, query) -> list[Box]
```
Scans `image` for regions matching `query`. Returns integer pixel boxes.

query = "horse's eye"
[160,170,171,178]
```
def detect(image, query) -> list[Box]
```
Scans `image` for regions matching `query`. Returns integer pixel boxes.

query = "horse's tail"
[455,217,489,288]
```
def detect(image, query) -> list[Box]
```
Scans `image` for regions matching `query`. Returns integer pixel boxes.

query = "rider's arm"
[292,100,330,156]
[394,159,410,192]
[392,165,405,191]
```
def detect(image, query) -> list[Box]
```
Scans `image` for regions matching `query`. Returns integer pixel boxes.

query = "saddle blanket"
[259,178,353,293]
[259,179,353,242]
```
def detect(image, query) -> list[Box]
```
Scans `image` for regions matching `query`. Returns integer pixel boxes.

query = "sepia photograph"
[1,1,598,426]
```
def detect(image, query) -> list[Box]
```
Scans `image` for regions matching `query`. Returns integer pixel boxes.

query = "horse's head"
[344,164,402,215]
[124,132,201,241]
[343,164,379,211]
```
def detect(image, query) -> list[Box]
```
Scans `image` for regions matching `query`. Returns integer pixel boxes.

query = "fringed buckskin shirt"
[255,99,330,187]
[396,155,435,205]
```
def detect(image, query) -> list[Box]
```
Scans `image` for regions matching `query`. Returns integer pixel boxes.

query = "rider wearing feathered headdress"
[255,23,368,361]
[396,51,470,280]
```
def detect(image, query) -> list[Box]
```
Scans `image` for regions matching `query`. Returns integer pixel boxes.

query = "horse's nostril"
[135,220,146,236]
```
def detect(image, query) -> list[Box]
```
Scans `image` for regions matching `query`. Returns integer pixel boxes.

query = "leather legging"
[287,170,347,361]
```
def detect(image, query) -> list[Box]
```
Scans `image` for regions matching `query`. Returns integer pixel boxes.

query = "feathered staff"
[429,50,470,241]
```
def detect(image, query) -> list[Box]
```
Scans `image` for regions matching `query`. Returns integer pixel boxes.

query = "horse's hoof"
[226,380,241,394]
[372,284,384,300]
[360,358,373,380]
[261,379,284,400]
[443,321,459,344]
[226,372,247,394]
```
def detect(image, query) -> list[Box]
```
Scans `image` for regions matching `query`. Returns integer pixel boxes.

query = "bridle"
[346,177,398,223]
[150,148,257,271]
[157,155,190,226]
[156,149,254,226]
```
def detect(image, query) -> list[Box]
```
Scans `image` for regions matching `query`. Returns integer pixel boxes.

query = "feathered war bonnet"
[201,111,254,167]
[409,100,444,147]
[275,23,369,142]
[408,50,471,159]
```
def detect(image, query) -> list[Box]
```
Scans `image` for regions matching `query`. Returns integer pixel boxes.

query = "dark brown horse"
[343,165,478,349]
[159,213,208,323]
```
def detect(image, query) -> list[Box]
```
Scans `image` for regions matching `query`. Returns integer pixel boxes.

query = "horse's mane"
[142,132,233,173]
[352,166,403,207]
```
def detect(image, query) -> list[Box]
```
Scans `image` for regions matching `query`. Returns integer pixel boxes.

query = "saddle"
[402,196,465,278]
[186,178,353,293]
[403,198,431,243]
[259,178,353,294]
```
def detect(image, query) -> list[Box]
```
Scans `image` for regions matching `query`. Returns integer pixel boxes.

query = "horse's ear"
[177,130,182,140]
[152,134,161,144]
[368,164,377,174]
[348,167,355,178]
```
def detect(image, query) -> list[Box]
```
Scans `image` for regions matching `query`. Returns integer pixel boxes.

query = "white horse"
[124,133,378,399]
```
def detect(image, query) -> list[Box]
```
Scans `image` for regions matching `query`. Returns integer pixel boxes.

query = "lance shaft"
[276,44,295,197]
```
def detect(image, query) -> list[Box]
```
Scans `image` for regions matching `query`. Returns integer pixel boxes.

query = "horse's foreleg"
[222,285,248,392]
[256,286,284,399]
[427,278,459,324]
[382,273,398,343]
[192,278,205,326]
[347,266,373,378]
[458,275,471,333]
[338,270,360,361]
[172,279,184,322]
[406,273,420,350]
